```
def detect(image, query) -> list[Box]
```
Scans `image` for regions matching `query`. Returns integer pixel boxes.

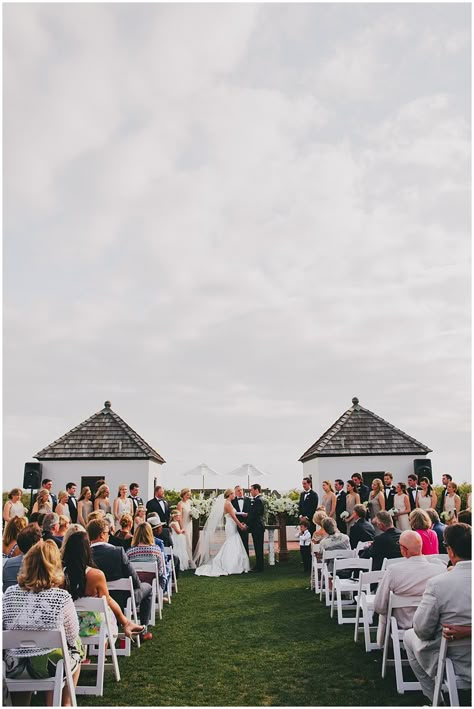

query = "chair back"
[358,569,385,591]
[388,590,422,613]
[381,556,405,571]
[106,576,134,594]
[333,557,372,575]
[426,554,449,566]
[73,596,108,614]
[321,548,355,563]
[2,628,68,652]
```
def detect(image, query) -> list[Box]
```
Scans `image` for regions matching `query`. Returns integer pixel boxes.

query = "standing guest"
[77,487,93,527]
[368,478,385,525]
[2,516,27,559]
[425,508,447,554]
[296,519,312,573]
[321,481,337,518]
[298,477,319,535]
[3,524,42,592]
[176,488,196,567]
[349,504,376,549]
[127,521,168,591]
[56,515,71,541]
[146,485,170,526]
[3,488,27,522]
[93,484,111,515]
[128,483,144,517]
[311,510,328,544]
[247,483,266,572]
[436,473,453,514]
[42,512,62,548]
[416,477,437,510]
[55,491,71,520]
[351,473,370,504]
[66,482,78,523]
[30,479,57,514]
[232,485,251,556]
[3,540,82,706]
[466,492,471,510]
[404,524,471,704]
[344,480,361,534]
[318,517,351,571]
[409,509,439,555]
[443,481,461,523]
[114,513,134,549]
[359,511,402,571]
[334,479,347,533]
[383,472,397,512]
[393,482,411,531]
[406,474,420,511]
[134,505,147,528]
[113,484,133,524]
[31,489,52,515]
[170,510,190,572]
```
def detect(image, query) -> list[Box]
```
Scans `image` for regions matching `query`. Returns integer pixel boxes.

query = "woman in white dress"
[416,477,437,510]
[177,488,196,569]
[194,489,250,577]
[3,488,27,522]
[393,482,411,531]
[55,490,71,521]
[443,481,461,523]
[170,510,191,571]
[113,484,133,524]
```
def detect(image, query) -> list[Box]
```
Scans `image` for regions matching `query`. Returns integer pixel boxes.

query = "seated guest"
[42,512,62,548]
[349,504,376,549]
[458,509,471,526]
[3,540,81,705]
[28,512,40,529]
[134,505,147,528]
[87,518,153,641]
[3,488,27,522]
[3,524,41,592]
[404,523,471,704]
[409,508,439,555]
[114,513,134,549]
[373,530,446,645]
[56,515,70,540]
[2,515,27,559]
[359,511,401,571]
[127,522,168,590]
[86,509,105,524]
[318,517,351,571]
[311,510,328,544]
[147,515,179,578]
[425,508,447,554]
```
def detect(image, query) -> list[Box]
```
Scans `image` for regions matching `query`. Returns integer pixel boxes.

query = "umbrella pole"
[247,473,250,491]
[202,474,204,491]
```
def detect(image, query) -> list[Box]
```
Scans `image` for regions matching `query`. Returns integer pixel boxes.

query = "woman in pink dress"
[409,508,439,555]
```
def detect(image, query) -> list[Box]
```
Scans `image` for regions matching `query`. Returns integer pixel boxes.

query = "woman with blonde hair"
[2,515,27,559]
[56,515,70,539]
[409,508,439,554]
[170,509,191,570]
[93,484,111,514]
[368,478,385,524]
[321,481,336,518]
[134,504,147,528]
[77,487,93,527]
[176,487,196,569]
[114,513,133,545]
[31,488,52,515]
[126,522,167,590]
[3,540,82,706]
[113,484,133,524]
[443,481,461,522]
[55,490,71,520]
[311,509,328,544]
[3,488,27,522]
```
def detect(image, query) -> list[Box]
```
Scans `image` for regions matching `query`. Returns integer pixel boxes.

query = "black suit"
[91,542,152,626]
[67,495,78,523]
[335,491,347,533]
[407,486,419,511]
[298,490,319,534]
[246,495,265,571]
[436,487,448,515]
[359,526,401,571]
[232,497,251,555]
[146,497,170,525]
[128,495,144,516]
[349,518,376,549]
[357,484,370,504]
[383,485,396,511]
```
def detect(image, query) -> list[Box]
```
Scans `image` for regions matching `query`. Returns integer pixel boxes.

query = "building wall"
[302,454,427,497]
[36,459,163,501]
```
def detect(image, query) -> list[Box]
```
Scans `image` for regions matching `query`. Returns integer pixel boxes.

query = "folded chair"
[353,569,385,651]
[381,591,422,694]
[432,636,471,707]
[330,557,373,624]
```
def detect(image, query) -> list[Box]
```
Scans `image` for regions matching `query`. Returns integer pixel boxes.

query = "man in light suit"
[231,485,251,555]
[373,530,445,645]
[335,479,347,533]
[298,477,318,535]
[404,523,471,703]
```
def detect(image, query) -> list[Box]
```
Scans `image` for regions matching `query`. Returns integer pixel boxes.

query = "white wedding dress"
[195,513,250,577]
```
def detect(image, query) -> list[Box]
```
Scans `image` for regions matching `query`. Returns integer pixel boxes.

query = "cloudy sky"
[4,3,471,493]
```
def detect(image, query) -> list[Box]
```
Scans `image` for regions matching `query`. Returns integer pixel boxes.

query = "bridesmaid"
[321,481,337,519]
[443,481,461,523]
[393,482,411,531]
[176,488,196,569]
[77,487,93,527]
[345,480,360,533]
[416,477,437,510]
[55,490,71,520]
[113,484,133,524]
[3,488,27,522]
[368,478,385,522]
[94,484,112,515]
[31,489,52,515]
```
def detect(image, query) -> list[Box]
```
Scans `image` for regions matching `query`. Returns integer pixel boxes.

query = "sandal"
[123,620,146,640]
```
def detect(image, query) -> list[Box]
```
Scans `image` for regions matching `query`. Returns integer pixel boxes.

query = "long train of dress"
[195,514,249,577]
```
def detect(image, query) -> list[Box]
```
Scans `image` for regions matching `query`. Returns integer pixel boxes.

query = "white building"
[299,397,432,496]
[34,401,165,501]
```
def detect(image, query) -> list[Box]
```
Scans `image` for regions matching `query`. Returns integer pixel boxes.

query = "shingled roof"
[35,401,166,464]
[299,397,432,462]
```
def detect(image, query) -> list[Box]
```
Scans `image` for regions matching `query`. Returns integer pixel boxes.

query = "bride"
[194,489,250,577]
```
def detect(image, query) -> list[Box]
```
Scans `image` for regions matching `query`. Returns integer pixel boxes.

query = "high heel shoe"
[123,620,145,642]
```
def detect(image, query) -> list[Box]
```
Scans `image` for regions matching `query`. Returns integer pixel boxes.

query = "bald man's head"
[399,530,423,557]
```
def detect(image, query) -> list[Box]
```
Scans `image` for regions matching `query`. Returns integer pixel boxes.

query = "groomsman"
[407,474,420,511]
[383,472,397,511]
[436,474,452,514]
[334,479,347,533]
[128,482,144,516]
[146,485,170,525]
[66,482,78,523]
[351,473,370,504]
[298,478,318,534]
[232,485,250,555]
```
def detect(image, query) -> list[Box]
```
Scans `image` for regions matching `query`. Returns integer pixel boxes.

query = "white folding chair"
[107,577,141,654]
[426,554,449,566]
[130,560,161,623]
[381,591,422,694]
[381,556,405,571]
[164,547,177,601]
[320,549,355,606]
[331,557,373,624]
[355,541,372,554]
[3,628,77,707]
[310,543,321,593]
[353,569,385,651]
[432,636,471,707]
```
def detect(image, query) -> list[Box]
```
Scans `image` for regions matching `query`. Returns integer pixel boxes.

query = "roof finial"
[352,397,359,406]
[104,400,111,409]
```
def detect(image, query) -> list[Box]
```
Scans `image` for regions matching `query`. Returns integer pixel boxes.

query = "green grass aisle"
[78,552,427,706]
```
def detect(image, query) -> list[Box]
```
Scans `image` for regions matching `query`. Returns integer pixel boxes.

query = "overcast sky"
[3,3,471,493]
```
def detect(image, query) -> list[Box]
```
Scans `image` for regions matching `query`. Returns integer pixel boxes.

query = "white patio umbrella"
[183,463,222,491]
[228,463,268,491]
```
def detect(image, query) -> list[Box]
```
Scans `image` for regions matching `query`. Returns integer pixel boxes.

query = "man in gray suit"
[403,523,471,703]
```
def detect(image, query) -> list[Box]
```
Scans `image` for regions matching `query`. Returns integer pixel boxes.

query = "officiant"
[232,485,251,555]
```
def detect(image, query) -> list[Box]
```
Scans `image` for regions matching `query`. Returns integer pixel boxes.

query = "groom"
[246,483,265,572]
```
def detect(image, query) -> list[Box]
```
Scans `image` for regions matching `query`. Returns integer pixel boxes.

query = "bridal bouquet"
[340,511,349,520]
[388,507,399,516]
[441,510,455,521]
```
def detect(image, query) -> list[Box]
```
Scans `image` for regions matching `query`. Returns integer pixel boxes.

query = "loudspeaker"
[414,459,432,484]
[23,462,43,490]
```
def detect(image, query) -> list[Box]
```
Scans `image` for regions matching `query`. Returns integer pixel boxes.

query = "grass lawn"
[77,552,430,707]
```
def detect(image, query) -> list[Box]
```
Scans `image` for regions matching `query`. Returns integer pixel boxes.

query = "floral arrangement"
[363,501,369,508]
[190,492,217,521]
[340,511,350,520]
[388,507,399,516]
[265,495,299,517]
[441,510,455,521]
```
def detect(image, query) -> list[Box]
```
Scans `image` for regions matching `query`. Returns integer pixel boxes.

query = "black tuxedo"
[246,495,265,571]
[335,491,347,533]
[128,495,144,516]
[349,518,376,549]
[91,542,152,626]
[67,495,78,523]
[298,489,319,534]
[436,487,448,515]
[356,484,370,504]
[359,526,401,571]
[383,485,396,511]
[232,496,251,555]
[407,486,419,511]
[146,497,170,525]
